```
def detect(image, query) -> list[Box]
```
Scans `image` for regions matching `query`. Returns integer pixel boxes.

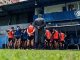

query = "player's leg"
[49,41,52,49]
[41,36,45,49]
[34,28,38,49]
[10,38,13,49]
[44,39,47,49]
[62,41,64,49]
[49,38,53,49]
[52,40,54,49]
[15,37,20,49]
[56,40,59,49]
[27,36,30,49]
[7,38,10,49]
[49,40,52,49]
[39,30,45,49]
[30,35,34,49]
[14,38,17,49]
[20,39,22,49]
[25,40,27,49]
[27,40,30,49]
[47,40,50,49]
[45,39,49,49]
[17,38,21,49]
[21,40,24,49]
[12,38,15,49]
[31,39,34,49]
[54,40,57,49]
[23,39,27,49]
[26,40,28,49]
[60,41,65,49]
[8,38,13,49]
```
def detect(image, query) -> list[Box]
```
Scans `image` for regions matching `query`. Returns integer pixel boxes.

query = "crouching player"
[21,29,28,49]
[45,29,51,49]
[59,31,66,49]
[7,28,14,49]
[14,26,22,49]
[27,23,35,49]
[51,29,59,49]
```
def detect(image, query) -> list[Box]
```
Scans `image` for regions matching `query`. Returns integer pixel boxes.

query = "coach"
[34,14,45,49]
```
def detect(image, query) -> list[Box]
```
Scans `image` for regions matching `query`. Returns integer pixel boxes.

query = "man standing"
[34,14,45,49]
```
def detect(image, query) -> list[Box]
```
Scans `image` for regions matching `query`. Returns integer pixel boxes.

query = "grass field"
[0,49,80,60]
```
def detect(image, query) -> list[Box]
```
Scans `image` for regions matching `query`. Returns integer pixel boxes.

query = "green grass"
[0,49,80,60]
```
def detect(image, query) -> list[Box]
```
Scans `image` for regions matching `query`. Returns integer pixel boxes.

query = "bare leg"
[14,39,17,49]
[18,39,21,49]
[54,41,58,49]
[31,39,34,49]
[27,40,30,49]
[24,41,27,49]
[7,42,10,49]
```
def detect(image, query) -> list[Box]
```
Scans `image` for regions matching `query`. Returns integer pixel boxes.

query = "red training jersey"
[53,30,59,40]
[27,25,35,34]
[8,31,14,38]
[60,32,65,41]
[45,30,51,39]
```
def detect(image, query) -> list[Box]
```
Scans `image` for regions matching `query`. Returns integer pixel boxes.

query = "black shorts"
[21,38,27,41]
[15,36,21,40]
[8,38,14,42]
[46,38,50,43]
[60,41,64,44]
[54,39,59,43]
[28,35,34,40]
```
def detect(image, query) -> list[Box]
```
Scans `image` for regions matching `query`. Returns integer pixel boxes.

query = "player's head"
[9,29,12,31]
[29,22,32,25]
[12,27,15,31]
[17,26,20,30]
[38,14,42,18]
[52,29,55,32]
[11,27,14,30]
[59,30,62,33]
[46,28,49,30]
[9,27,13,31]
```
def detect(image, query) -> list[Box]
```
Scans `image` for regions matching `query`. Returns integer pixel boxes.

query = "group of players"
[45,29,66,49]
[7,23,35,49]
[7,22,66,49]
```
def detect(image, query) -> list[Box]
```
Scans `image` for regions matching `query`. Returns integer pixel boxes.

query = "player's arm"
[14,31,17,37]
[58,33,60,39]
[12,31,14,35]
[45,33,47,42]
[65,34,67,38]
[27,28,31,35]
[50,33,52,39]
[31,27,35,34]
[40,21,46,28]
[33,20,37,28]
